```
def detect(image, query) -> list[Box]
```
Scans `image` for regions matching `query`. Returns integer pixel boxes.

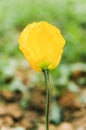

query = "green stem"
[42,69,50,130]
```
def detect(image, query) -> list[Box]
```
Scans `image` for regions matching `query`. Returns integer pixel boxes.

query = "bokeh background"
[0,0,86,130]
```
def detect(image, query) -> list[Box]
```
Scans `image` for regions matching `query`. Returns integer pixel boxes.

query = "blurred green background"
[0,0,86,129]
[0,0,86,88]
[0,0,86,62]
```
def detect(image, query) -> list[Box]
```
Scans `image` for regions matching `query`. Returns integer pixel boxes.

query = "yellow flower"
[18,21,66,71]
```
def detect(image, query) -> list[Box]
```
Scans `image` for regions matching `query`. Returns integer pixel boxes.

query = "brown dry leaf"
[0,90,14,100]
[31,92,45,110]
[7,103,23,119]
[56,122,74,130]
[20,118,32,129]
[58,91,81,108]
[4,116,14,127]
[25,111,39,119]
[38,124,56,130]
[71,70,82,81]
[31,88,45,111]
[20,111,39,129]
[0,126,11,130]
[0,118,3,127]
[0,104,7,115]
[40,116,45,123]
[72,116,86,129]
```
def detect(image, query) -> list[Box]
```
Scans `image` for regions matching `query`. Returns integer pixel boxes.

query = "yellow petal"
[19,21,66,71]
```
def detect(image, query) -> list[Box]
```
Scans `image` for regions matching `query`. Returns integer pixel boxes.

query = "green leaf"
[20,98,29,109]
[50,103,62,125]
[68,81,79,92]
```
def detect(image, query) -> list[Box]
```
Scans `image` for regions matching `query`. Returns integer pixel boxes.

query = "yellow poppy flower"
[19,21,66,71]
